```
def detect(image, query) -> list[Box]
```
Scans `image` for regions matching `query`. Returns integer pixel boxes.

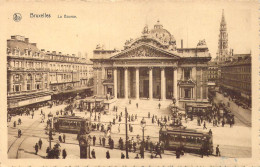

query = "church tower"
[217,9,229,62]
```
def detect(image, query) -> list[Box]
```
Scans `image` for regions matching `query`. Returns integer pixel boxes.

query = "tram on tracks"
[185,103,212,117]
[53,116,92,134]
[159,126,213,154]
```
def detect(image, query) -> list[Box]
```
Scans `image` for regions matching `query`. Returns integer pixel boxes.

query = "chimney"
[52,51,56,55]
[181,39,183,49]
[25,38,29,43]
[59,52,62,55]
[41,49,45,52]
[72,54,75,57]
[11,36,16,40]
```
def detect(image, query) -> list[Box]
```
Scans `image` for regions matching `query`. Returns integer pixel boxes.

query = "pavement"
[8,97,251,159]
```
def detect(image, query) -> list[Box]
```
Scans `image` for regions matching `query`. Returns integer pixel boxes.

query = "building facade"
[91,21,211,108]
[7,35,93,109]
[208,61,219,86]
[220,54,251,106]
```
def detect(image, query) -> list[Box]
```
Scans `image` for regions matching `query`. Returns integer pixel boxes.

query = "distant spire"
[217,9,229,62]
[221,9,226,26]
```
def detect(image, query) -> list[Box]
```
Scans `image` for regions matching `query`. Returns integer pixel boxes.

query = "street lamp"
[47,112,53,149]
[125,107,129,159]
[140,117,146,159]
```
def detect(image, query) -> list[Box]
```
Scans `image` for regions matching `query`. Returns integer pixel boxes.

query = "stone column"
[174,68,178,105]
[136,67,139,100]
[149,67,153,100]
[124,67,128,99]
[161,67,165,100]
[113,68,117,99]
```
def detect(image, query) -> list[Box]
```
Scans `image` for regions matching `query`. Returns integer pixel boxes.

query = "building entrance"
[143,80,149,98]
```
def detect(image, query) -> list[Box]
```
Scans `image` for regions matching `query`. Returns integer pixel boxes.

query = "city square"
[6,7,252,160]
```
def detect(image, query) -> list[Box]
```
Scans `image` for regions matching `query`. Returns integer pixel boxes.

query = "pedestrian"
[63,134,66,143]
[209,129,212,135]
[18,129,21,138]
[62,149,67,159]
[34,143,39,155]
[136,103,138,108]
[118,124,121,133]
[58,134,62,142]
[99,136,102,145]
[93,135,96,146]
[106,150,110,159]
[102,137,106,147]
[91,149,96,159]
[158,103,161,109]
[203,121,207,130]
[154,144,162,158]
[134,154,140,159]
[121,152,125,159]
[38,138,43,149]
[13,121,16,128]
[216,145,221,156]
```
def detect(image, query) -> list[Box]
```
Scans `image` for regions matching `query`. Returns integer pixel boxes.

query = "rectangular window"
[184,68,191,80]
[27,84,31,91]
[14,85,20,92]
[107,69,112,79]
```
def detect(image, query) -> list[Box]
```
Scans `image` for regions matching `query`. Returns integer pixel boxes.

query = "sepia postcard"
[0,0,259,166]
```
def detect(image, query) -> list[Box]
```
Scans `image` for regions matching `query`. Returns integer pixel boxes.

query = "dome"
[149,20,176,45]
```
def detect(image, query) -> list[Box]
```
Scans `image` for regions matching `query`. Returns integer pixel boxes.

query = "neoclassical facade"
[91,21,211,108]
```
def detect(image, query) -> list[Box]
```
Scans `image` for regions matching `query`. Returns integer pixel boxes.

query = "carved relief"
[116,46,174,58]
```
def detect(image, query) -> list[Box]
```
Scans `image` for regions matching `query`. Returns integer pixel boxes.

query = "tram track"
[8,118,42,159]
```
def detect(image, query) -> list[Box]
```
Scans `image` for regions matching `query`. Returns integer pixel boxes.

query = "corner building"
[91,21,211,108]
[7,35,93,109]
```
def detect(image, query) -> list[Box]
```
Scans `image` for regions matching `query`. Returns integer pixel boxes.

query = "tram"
[185,103,212,117]
[159,126,213,154]
[53,116,92,134]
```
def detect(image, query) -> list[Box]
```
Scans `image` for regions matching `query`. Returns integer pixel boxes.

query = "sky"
[2,0,255,59]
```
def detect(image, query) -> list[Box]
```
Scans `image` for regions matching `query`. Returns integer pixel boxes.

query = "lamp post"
[47,112,53,149]
[140,117,146,159]
[125,107,129,159]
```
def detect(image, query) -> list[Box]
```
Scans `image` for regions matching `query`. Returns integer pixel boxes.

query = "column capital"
[148,67,153,70]
[135,67,140,70]
[172,67,177,70]
[123,67,128,70]
[160,67,165,70]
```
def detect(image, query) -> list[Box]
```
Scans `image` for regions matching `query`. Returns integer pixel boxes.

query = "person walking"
[203,121,207,130]
[38,138,43,150]
[216,145,221,156]
[63,134,66,143]
[34,143,39,155]
[121,152,125,159]
[93,135,96,146]
[58,134,62,143]
[91,149,96,159]
[106,150,110,159]
[102,137,106,147]
[158,103,161,109]
[62,149,67,159]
